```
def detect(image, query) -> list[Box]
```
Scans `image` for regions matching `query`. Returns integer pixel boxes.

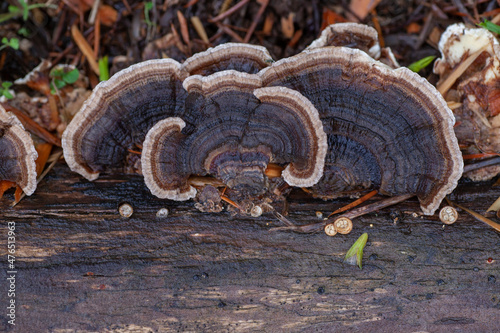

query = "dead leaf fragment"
[281,13,295,39]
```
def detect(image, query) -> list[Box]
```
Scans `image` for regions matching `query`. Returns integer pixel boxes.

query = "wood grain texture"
[1,162,499,332]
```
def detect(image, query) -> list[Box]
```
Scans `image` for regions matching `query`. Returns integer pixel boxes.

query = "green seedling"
[98,56,110,81]
[0,0,54,23]
[408,55,436,73]
[49,67,79,94]
[0,82,14,99]
[478,20,500,34]
[0,37,19,51]
[144,1,154,27]
[344,232,368,269]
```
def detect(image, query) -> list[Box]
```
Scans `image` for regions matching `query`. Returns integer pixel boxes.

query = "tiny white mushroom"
[119,203,133,218]
[334,217,353,234]
[324,223,337,236]
[439,206,458,225]
[156,208,169,218]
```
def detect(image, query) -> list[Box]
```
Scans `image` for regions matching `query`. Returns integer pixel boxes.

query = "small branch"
[208,0,251,23]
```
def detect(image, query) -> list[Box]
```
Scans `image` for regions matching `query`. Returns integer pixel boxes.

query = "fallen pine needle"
[328,190,378,218]
[190,16,209,44]
[71,24,100,76]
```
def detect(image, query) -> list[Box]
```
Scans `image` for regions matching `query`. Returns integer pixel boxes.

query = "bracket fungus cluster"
[62,23,463,217]
[0,105,37,196]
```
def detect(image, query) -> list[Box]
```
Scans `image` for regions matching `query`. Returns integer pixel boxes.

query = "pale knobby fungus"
[260,46,463,215]
[434,23,500,180]
[0,105,38,196]
[141,70,327,201]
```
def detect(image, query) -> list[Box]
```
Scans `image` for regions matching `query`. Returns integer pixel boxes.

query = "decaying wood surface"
[1,162,499,332]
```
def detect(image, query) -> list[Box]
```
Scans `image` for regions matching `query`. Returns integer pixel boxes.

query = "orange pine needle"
[265,163,283,178]
[71,24,100,76]
[328,190,378,218]
[462,152,499,160]
[127,149,142,155]
[221,195,242,210]
[13,186,23,204]
[0,180,16,198]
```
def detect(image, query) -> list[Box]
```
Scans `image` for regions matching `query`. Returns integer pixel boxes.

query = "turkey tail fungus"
[260,46,463,215]
[0,105,38,196]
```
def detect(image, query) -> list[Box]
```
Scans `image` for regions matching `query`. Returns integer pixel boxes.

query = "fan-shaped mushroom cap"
[181,43,274,76]
[307,23,381,60]
[260,47,463,215]
[0,105,37,195]
[142,71,327,201]
[62,59,188,180]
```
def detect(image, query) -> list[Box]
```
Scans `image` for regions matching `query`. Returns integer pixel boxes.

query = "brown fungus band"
[141,71,327,201]
[182,43,274,76]
[62,59,188,181]
[260,47,463,215]
[0,105,37,196]
[62,44,276,182]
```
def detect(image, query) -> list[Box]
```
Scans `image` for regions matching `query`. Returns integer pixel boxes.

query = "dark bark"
[1,163,499,332]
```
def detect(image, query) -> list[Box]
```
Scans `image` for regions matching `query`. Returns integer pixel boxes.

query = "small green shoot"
[478,20,500,34]
[408,55,436,73]
[49,67,79,94]
[98,56,110,81]
[18,27,30,37]
[144,1,154,27]
[0,82,14,99]
[344,233,368,269]
[0,0,55,23]
[0,37,19,51]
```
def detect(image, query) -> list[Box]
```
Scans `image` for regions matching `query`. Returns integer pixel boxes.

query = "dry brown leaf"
[35,143,53,176]
[349,0,381,20]
[98,4,118,26]
[262,13,274,36]
[487,196,500,212]
[0,181,16,199]
[321,8,346,30]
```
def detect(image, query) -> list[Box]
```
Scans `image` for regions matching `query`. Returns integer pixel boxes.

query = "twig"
[336,194,414,221]
[272,193,415,233]
[177,10,191,55]
[88,0,100,25]
[328,190,378,218]
[216,22,244,42]
[1,103,61,147]
[243,0,269,43]
[208,0,251,23]
[463,157,500,173]
[446,197,500,232]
